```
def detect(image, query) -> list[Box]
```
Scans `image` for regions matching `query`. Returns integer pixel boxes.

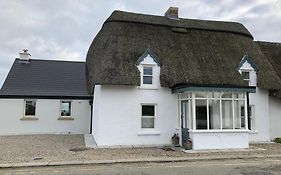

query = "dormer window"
[136,48,161,89]
[143,66,153,84]
[237,54,258,87]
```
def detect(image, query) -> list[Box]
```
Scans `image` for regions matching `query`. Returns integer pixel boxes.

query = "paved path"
[1,158,281,175]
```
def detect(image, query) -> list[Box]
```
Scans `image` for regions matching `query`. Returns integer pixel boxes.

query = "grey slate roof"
[86,10,281,94]
[0,59,91,99]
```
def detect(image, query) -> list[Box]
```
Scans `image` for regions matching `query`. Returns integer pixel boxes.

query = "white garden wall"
[269,97,281,140]
[92,85,178,148]
[0,99,91,135]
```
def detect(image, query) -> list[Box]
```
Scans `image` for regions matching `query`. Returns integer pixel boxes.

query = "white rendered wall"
[269,97,281,140]
[190,130,249,150]
[248,88,271,142]
[92,85,178,148]
[0,99,91,135]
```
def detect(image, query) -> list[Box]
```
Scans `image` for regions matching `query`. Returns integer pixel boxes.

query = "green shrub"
[274,137,281,143]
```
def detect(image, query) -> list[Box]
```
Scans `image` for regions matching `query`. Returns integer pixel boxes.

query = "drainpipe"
[89,100,93,134]
[247,92,251,130]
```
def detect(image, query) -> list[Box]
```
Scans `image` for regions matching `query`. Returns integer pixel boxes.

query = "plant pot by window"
[171,133,180,146]
[183,139,192,150]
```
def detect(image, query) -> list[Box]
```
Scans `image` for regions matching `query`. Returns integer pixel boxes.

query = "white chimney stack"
[19,49,31,61]
[165,7,179,20]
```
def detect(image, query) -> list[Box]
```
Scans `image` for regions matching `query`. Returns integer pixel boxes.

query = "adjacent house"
[0,50,92,135]
[1,7,281,150]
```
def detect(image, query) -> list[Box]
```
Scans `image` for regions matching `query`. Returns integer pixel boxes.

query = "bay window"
[179,92,248,131]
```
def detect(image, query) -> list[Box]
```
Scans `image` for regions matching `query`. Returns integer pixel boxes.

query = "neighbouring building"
[1,7,281,150]
[0,49,92,135]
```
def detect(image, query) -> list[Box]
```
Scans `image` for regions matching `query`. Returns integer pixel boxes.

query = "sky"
[0,0,280,86]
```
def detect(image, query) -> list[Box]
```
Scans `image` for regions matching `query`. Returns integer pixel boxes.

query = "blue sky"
[0,0,280,86]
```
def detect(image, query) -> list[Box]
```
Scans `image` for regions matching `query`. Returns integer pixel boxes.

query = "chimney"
[19,49,31,62]
[165,7,179,20]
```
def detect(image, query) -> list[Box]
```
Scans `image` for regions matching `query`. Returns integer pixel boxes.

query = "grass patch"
[274,137,281,143]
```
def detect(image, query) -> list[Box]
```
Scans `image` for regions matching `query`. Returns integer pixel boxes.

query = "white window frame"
[60,100,72,117]
[178,92,248,132]
[241,71,250,85]
[23,99,37,118]
[141,65,155,87]
[140,104,157,129]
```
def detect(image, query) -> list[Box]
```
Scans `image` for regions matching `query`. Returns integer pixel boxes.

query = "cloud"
[0,0,280,86]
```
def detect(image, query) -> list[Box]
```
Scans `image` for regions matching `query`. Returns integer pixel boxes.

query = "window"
[25,100,36,116]
[141,105,155,128]
[61,101,71,117]
[242,71,250,84]
[179,92,247,131]
[143,66,153,85]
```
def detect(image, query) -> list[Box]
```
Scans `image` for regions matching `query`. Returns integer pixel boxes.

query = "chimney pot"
[165,7,179,20]
[19,49,31,62]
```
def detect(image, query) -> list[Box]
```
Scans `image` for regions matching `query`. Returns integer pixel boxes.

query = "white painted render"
[269,97,281,140]
[0,99,91,135]
[248,88,271,142]
[91,85,178,148]
[190,130,249,150]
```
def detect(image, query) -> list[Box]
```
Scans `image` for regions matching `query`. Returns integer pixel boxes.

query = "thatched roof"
[86,10,281,94]
[257,41,281,98]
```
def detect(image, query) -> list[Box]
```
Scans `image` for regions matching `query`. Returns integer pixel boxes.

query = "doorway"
[181,100,189,145]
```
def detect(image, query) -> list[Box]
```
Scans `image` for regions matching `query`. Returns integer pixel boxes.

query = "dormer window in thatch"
[237,54,258,87]
[136,48,161,89]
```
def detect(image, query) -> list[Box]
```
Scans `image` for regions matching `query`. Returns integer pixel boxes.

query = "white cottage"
[86,8,281,149]
[1,8,281,150]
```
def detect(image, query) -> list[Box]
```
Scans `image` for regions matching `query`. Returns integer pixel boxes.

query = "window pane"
[61,101,71,116]
[142,105,155,116]
[209,99,221,129]
[242,72,250,79]
[143,67,153,75]
[141,118,154,128]
[143,76,152,84]
[221,92,232,98]
[196,100,207,130]
[195,92,207,98]
[25,100,36,116]
[222,100,233,129]
[234,100,245,129]
[209,92,220,98]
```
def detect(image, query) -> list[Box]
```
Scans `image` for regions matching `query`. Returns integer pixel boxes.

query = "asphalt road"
[1,158,281,175]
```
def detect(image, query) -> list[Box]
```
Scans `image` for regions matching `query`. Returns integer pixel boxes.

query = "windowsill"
[58,116,74,120]
[139,86,159,90]
[138,130,160,136]
[249,130,258,134]
[189,129,249,133]
[21,116,38,121]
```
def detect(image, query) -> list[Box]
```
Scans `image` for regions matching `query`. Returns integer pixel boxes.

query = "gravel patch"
[1,135,281,164]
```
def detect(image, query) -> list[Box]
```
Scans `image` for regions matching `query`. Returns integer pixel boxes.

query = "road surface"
[1,158,281,175]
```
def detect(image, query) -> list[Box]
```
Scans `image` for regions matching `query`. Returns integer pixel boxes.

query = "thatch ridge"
[106,11,253,39]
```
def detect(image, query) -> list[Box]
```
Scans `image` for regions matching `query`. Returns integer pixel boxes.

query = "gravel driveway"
[0,135,281,164]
